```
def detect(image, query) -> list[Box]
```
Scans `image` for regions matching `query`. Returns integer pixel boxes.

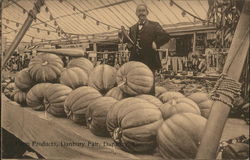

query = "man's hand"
[152,41,157,51]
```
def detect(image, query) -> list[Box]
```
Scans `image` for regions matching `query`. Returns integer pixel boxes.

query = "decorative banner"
[83,13,86,19]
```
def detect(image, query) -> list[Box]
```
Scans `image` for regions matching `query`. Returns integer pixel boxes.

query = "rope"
[67,110,72,119]
[210,73,241,108]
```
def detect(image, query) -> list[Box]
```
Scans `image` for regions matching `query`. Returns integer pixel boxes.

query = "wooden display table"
[1,95,249,159]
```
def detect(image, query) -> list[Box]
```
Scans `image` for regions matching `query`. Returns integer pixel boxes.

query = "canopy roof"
[2,0,209,44]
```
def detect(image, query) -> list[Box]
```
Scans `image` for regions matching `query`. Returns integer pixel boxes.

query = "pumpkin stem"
[117,77,127,88]
[113,127,122,144]
[42,61,48,66]
[86,117,92,129]
[171,99,177,105]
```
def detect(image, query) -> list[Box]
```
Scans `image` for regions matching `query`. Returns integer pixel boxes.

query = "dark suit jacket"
[126,20,170,70]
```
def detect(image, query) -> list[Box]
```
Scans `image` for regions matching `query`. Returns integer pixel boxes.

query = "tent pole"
[196,0,249,159]
[1,0,44,69]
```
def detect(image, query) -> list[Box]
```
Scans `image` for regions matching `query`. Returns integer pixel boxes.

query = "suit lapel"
[140,20,149,32]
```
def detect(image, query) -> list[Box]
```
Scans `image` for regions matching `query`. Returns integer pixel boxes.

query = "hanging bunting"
[44,23,48,27]
[181,10,186,17]
[83,13,86,19]
[23,9,26,14]
[170,0,173,6]
[96,21,100,26]
[45,6,49,12]
[37,28,40,33]
[16,23,19,27]
[73,6,76,11]
[50,15,53,21]
[47,31,50,35]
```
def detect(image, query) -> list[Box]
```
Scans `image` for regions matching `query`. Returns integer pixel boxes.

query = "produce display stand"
[2,95,249,159]
[1,95,162,160]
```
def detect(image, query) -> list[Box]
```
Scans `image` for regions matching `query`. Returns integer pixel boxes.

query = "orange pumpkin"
[116,61,154,96]
[14,89,27,106]
[64,86,102,125]
[67,57,94,75]
[160,97,201,119]
[106,97,163,153]
[26,83,52,111]
[45,84,72,117]
[28,53,64,83]
[155,86,167,97]
[15,68,35,91]
[86,97,117,137]
[105,87,128,100]
[188,92,214,118]
[3,82,17,101]
[88,64,117,95]
[157,113,206,159]
[159,91,185,103]
[136,94,163,106]
[60,67,88,89]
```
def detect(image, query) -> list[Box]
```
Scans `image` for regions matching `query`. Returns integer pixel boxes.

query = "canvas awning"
[2,0,209,44]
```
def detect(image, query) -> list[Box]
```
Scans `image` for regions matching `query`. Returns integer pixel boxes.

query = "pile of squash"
[3,53,215,159]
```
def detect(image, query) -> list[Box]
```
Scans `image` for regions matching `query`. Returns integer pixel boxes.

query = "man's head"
[136,4,149,22]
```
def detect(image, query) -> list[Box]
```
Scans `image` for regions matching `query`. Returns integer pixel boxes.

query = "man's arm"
[154,22,171,48]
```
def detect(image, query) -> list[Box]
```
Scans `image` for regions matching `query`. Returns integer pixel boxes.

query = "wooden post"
[196,0,249,159]
[2,0,44,69]
[193,32,196,52]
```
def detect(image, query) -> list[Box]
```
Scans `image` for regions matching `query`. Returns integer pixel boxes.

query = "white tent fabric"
[2,0,209,44]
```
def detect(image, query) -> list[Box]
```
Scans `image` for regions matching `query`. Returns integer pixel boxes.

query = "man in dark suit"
[122,4,171,94]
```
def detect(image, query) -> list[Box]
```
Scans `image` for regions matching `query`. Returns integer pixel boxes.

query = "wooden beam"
[196,0,250,159]
[2,0,44,69]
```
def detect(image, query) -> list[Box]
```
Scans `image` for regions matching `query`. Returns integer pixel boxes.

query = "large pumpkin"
[86,97,117,137]
[26,83,52,111]
[14,89,27,106]
[88,64,117,95]
[45,84,72,117]
[155,86,167,97]
[105,87,128,100]
[188,92,214,118]
[116,61,154,96]
[64,86,102,125]
[159,91,185,103]
[15,68,35,91]
[59,67,88,89]
[157,113,206,159]
[67,57,94,75]
[28,53,64,83]
[136,94,163,106]
[106,97,163,153]
[160,97,201,119]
